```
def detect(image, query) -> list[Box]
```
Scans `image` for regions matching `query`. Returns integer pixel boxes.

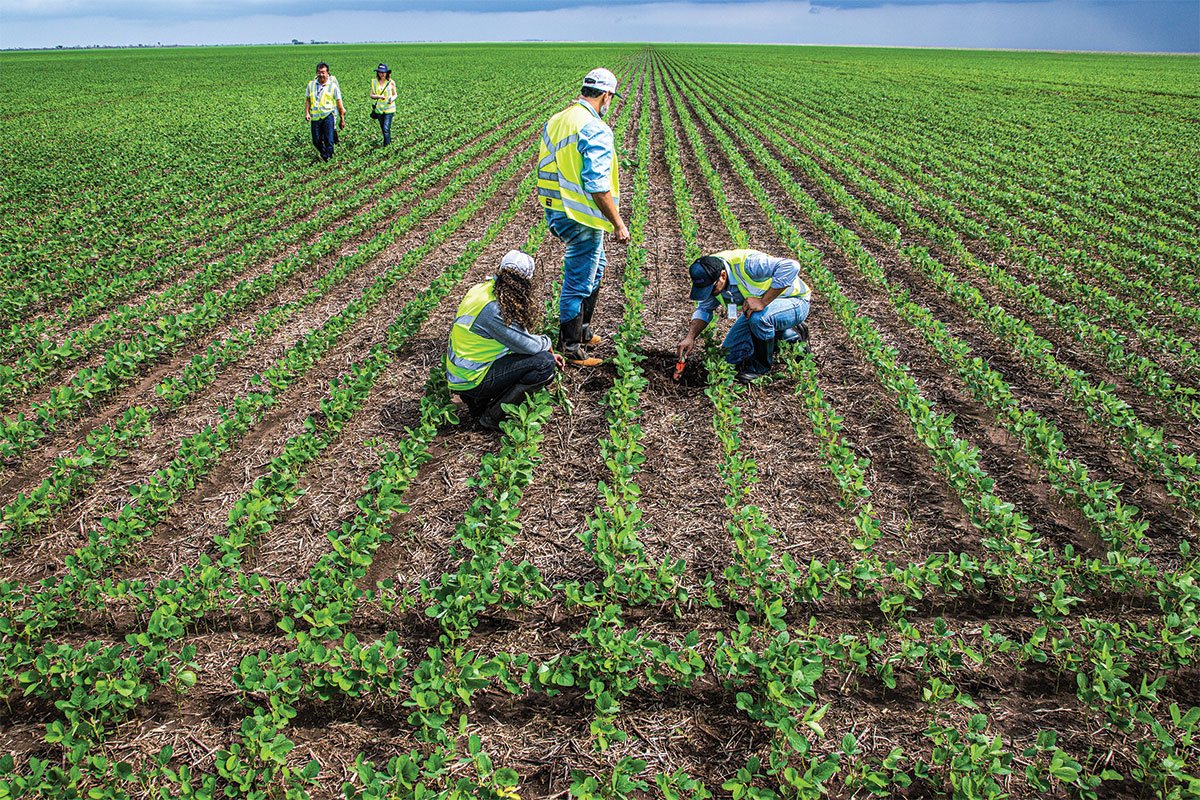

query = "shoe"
[780,322,809,344]
[735,370,767,385]
[580,287,603,347]
[477,379,544,431]
[559,317,603,367]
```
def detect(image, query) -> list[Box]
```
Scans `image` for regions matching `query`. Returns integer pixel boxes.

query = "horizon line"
[3,39,1197,55]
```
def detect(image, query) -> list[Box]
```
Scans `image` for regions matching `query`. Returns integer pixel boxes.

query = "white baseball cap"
[499,250,535,279]
[582,67,620,97]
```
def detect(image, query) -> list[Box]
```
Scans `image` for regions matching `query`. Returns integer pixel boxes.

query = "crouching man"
[446,251,564,430]
[677,249,812,383]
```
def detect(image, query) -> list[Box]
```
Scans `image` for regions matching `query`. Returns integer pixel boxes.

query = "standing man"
[446,250,565,431]
[537,67,630,367]
[677,249,812,383]
[305,62,345,162]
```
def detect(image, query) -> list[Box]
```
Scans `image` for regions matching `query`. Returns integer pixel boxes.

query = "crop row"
[572,66,683,611]
[657,55,850,794]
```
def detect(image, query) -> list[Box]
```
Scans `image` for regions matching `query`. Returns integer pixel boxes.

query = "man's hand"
[552,352,566,370]
[339,117,346,130]
[613,221,631,244]
[742,295,767,317]
[677,336,695,360]
[591,190,627,242]
[305,113,312,122]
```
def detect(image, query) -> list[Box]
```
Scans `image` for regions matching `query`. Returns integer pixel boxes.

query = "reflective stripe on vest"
[716,249,812,301]
[536,102,620,233]
[308,77,338,119]
[445,281,507,390]
[372,77,396,114]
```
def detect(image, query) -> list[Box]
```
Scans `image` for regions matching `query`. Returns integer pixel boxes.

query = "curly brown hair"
[493,269,541,333]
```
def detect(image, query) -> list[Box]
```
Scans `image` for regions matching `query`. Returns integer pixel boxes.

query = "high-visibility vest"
[716,249,812,301]
[307,77,339,119]
[537,102,620,232]
[372,77,396,114]
[445,280,507,390]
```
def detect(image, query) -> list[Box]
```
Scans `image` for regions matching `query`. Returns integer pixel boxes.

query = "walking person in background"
[677,249,812,384]
[446,251,565,431]
[537,67,630,367]
[369,63,397,145]
[305,61,345,161]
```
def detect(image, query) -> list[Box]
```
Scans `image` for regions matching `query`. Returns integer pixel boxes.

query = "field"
[0,41,1198,799]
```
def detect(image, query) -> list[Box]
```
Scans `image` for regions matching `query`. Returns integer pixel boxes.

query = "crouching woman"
[445,250,564,430]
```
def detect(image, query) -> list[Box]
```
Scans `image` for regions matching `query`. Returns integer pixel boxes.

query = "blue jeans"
[377,112,393,145]
[722,296,810,368]
[310,114,335,161]
[546,210,605,323]
[459,351,556,417]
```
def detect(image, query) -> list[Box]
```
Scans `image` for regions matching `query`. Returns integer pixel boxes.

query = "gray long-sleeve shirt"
[471,298,552,356]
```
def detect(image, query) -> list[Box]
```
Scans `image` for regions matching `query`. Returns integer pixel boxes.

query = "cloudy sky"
[2,0,1197,52]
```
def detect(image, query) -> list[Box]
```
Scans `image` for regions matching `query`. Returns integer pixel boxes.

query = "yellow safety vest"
[716,249,812,301]
[307,77,338,119]
[445,280,507,391]
[371,77,396,114]
[537,102,620,232]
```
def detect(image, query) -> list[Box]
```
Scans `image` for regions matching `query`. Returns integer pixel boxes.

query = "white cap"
[499,249,535,280]
[582,67,620,97]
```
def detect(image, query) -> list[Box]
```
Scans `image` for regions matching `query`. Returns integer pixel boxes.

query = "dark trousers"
[460,351,556,419]
[377,112,393,145]
[311,114,335,161]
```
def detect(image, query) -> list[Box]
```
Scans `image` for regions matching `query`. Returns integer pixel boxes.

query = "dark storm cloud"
[1,0,749,21]
[811,0,1047,6]
[2,0,1197,51]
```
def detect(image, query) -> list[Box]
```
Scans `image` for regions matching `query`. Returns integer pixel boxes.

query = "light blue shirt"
[573,100,616,194]
[691,251,804,323]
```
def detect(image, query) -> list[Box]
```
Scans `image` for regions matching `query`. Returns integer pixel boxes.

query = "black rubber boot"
[735,335,776,384]
[580,286,602,346]
[559,317,602,366]
[479,380,541,431]
[780,321,811,355]
[780,322,809,344]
